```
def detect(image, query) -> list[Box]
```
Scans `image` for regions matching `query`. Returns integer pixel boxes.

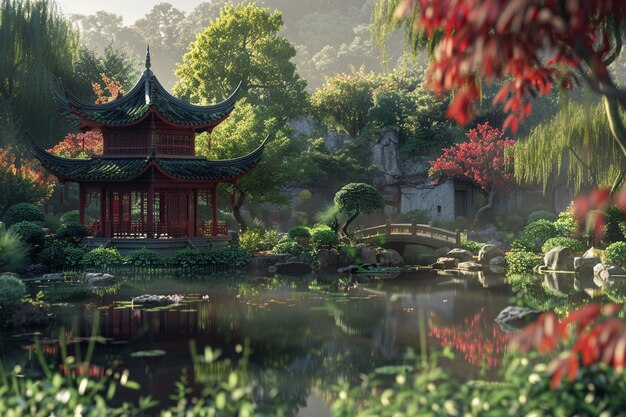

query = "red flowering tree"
[429,123,515,226]
[0,147,55,216]
[47,132,103,159]
[381,0,626,159]
[92,73,124,104]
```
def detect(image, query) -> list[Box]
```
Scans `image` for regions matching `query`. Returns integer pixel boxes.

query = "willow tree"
[515,102,626,193]
[0,0,79,149]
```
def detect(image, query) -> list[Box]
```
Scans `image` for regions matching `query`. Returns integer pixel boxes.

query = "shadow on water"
[2,269,521,416]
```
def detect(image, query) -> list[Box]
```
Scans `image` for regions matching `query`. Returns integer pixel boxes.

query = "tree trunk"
[340,212,360,238]
[231,187,247,234]
[471,190,496,229]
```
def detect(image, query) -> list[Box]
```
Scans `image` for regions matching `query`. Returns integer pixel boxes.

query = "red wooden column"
[105,188,113,238]
[78,184,86,225]
[193,189,198,237]
[211,185,218,236]
[99,186,106,237]
[147,185,154,238]
[186,189,194,237]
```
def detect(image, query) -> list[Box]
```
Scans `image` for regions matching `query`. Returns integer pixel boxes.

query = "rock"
[486,265,507,275]
[583,247,603,259]
[356,244,378,265]
[24,263,49,277]
[445,248,473,262]
[288,116,317,137]
[377,249,404,267]
[435,247,452,257]
[132,294,184,306]
[488,256,507,267]
[318,249,340,271]
[324,131,349,152]
[248,254,290,269]
[477,245,505,264]
[543,272,577,294]
[594,263,626,287]
[268,265,278,274]
[543,246,575,271]
[458,261,483,271]
[574,256,601,275]
[274,262,312,276]
[84,273,116,286]
[432,257,459,269]
[286,256,300,263]
[42,273,64,281]
[494,306,538,332]
[372,129,401,176]
[338,265,360,274]
[339,246,355,266]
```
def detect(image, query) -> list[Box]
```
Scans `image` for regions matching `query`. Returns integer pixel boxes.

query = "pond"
[2,270,536,416]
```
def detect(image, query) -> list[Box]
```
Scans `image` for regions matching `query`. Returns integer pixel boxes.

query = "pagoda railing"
[89,220,228,238]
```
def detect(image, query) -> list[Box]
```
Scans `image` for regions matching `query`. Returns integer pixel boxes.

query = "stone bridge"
[355,220,460,250]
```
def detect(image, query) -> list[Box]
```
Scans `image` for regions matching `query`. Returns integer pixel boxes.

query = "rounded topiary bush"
[541,237,584,254]
[527,210,557,224]
[39,240,84,271]
[604,241,626,268]
[2,203,44,227]
[205,247,250,268]
[0,274,26,325]
[8,221,45,247]
[554,207,578,237]
[288,226,311,244]
[169,248,204,269]
[59,210,80,225]
[80,247,126,271]
[310,229,338,249]
[55,222,91,242]
[523,219,559,250]
[127,248,164,269]
[506,214,525,232]
[505,250,543,275]
[273,240,306,257]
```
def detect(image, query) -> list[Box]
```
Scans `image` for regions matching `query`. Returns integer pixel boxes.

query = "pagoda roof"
[34,137,267,183]
[51,47,240,132]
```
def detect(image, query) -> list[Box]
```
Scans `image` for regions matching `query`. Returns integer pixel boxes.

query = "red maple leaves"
[47,132,103,159]
[511,303,626,389]
[395,0,626,131]
[429,122,515,193]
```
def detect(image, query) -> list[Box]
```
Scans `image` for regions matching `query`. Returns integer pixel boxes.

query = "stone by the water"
[132,294,184,306]
[543,246,575,271]
[432,257,458,269]
[458,261,483,271]
[445,248,473,263]
[477,245,504,264]
[84,273,116,286]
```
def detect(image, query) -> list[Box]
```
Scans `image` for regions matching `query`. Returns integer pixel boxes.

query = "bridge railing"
[355,220,460,245]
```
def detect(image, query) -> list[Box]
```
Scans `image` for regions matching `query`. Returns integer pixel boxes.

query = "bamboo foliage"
[514,101,626,192]
[0,0,79,148]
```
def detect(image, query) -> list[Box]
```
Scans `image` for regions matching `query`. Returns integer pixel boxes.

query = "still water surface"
[2,270,516,416]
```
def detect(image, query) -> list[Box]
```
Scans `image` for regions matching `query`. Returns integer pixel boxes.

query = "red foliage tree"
[392,0,626,159]
[47,132,103,159]
[92,73,124,104]
[429,122,515,226]
[0,147,55,216]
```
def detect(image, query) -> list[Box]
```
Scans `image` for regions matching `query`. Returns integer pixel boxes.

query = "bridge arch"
[355,220,460,250]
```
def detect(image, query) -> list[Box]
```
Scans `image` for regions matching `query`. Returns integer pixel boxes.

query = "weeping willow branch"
[514,101,626,192]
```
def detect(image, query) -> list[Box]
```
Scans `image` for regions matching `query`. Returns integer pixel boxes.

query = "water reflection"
[3,270,516,416]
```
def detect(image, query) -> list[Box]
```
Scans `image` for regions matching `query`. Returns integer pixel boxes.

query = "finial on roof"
[145,45,151,70]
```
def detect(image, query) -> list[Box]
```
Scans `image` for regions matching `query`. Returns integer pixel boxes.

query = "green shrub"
[555,206,578,237]
[205,247,250,268]
[59,210,79,225]
[127,248,164,268]
[288,226,311,244]
[460,235,483,255]
[505,214,525,232]
[510,236,537,252]
[395,208,430,224]
[239,230,263,253]
[527,210,557,224]
[39,240,84,271]
[506,250,543,275]
[80,247,126,271]
[542,237,584,254]
[604,241,626,268]
[55,222,91,242]
[0,273,25,324]
[261,227,281,251]
[0,231,28,273]
[604,205,626,244]
[169,247,204,269]
[8,221,45,247]
[272,240,306,257]
[523,219,559,250]
[310,229,338,249]
[2,203,44,226]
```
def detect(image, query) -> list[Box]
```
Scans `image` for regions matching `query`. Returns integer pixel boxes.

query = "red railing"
[200,219,229,236]
[88,219,228,238]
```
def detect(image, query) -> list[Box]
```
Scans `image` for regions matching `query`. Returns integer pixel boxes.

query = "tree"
[0,0,79,149]
[0,147,54,216]
[334,183,384,237]
[310,68,374,137]
[429,123,515,227]
[375,0,626,176]
[47,132,102,159]
[174,3,308,119]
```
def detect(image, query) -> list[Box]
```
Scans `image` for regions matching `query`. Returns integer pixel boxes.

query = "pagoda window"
[156,134,194,156]
[105,132,149,155]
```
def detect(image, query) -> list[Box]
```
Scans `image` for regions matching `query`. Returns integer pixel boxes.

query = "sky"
[54,0,205,25]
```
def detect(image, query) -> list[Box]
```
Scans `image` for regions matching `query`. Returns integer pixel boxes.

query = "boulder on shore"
[594,264,626,287]
[477,245,504,264]
[132,294,184,306]
[543,246,575,271]
[574,256,601,275]
[377,249,404,266]
[84,273,116,286]
[432,257,458,269]
[458,261,483,271]
[445,248,474,263]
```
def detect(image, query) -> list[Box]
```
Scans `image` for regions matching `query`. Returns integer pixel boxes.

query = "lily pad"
[130,349,166,358]
[374,365,415,375]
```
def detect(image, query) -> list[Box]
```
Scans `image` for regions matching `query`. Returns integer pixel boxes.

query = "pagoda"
[36,48,265,246]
